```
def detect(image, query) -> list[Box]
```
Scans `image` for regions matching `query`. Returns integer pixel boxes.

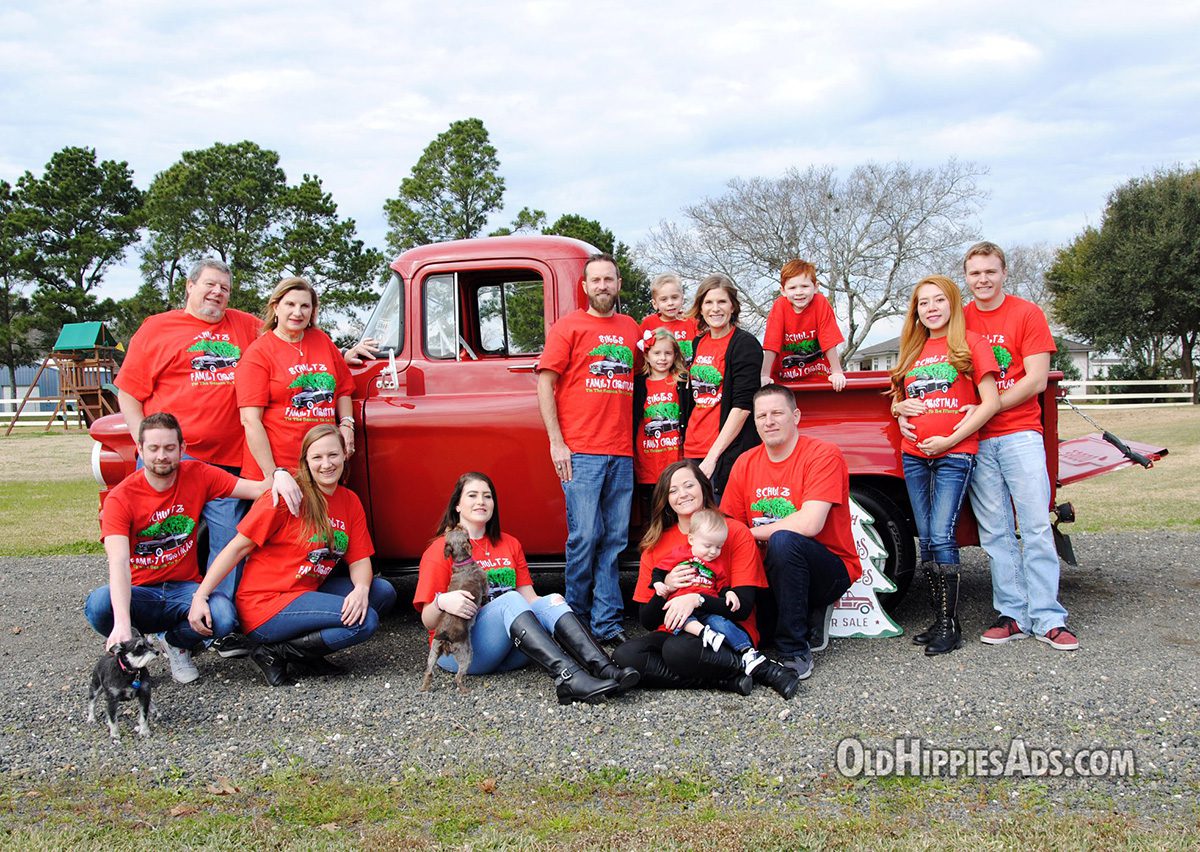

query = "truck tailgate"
[1057,434,1169,486]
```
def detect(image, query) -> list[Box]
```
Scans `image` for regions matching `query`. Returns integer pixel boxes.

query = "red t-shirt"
[721,437,863,583]
[639,315,698,363]
[635,377,684,484]
[235,328,355,479]
[114,309,260,467]
[683,332,731,458]
[653,544,730,598]
[538,310,641,456]
[635,519,766,643]
[762,294,844,383]
[413,532,534,639]
[235,486,374,633]
[964,295,1056,438]
[900,333,1000,457]
[100,461,237,586]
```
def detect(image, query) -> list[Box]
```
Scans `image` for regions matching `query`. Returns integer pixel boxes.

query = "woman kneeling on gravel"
[613,460,799,697]
[414,472,638,705]
[188,424,397,685]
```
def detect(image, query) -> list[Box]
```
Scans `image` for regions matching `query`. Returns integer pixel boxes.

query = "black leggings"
[613,630,737,689]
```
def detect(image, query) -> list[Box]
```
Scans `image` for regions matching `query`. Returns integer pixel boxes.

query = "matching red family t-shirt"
[965,295,1057,438]
[721,436,864,585]
[762,294,844,383]
[114,309,261,468]
[683,331,731,459]
[900,333,1000,457]
[99,461,238,586]
[234,486,374,633]
[635,376,684,485]
[538,309,641,456]
[638,315,697,364]
[235,328,355,479]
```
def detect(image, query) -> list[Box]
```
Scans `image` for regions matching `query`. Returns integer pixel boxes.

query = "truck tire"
[850,484,916,614]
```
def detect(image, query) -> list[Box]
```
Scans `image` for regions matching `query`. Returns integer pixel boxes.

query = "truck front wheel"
[850,484,916,614]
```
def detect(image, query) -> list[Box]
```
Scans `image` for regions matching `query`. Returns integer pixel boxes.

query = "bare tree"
[639,160,987,357]
[1004,242,1056,313]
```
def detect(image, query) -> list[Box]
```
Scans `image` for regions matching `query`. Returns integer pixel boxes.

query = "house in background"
[846,335,1094,378]
[1,364,62,410]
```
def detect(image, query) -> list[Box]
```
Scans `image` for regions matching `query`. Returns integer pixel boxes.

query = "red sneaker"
[1037,626,1079,651]
[980,616,1028,645]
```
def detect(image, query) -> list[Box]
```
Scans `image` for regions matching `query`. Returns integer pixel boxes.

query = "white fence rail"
[1059,379,1197,408]
[0,397,77,426]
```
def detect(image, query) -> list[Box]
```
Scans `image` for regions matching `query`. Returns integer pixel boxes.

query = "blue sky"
[2,0,1197,320]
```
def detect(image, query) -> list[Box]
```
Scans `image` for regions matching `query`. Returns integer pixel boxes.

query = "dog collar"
[115,654,146,689]
[451,558,474,567]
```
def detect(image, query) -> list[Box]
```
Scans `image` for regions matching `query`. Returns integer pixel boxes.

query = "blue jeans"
[437,590,571,674]
[85,580,235,649]
[763,530,852,657]
[902,452,975,566]
[247,576,397,651]
[137,453,248,601]
[679,611,753,653]
[561,453,633,640]
[969,431,1068,634]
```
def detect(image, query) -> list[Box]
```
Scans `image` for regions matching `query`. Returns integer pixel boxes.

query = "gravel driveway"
[2,532,1197,819]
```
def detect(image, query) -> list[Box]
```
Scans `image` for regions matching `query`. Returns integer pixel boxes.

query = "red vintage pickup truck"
[89,235,1166,605]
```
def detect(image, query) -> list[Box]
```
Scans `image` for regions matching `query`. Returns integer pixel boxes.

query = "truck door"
[360,259,568,568]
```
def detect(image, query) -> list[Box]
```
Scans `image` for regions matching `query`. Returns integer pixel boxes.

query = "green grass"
[0,769,1195,849]
[0,479,103,557]
[1057,407,1199,532]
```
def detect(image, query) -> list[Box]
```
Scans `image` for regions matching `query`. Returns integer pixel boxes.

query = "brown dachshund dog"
[420,527,490,694]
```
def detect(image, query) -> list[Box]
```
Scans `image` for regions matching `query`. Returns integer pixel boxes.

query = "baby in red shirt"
[650,510,761,667]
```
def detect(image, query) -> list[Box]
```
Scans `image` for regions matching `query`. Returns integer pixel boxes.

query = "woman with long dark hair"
[414,472,639,705]
[613,460,799,697]
[188,424,396,685]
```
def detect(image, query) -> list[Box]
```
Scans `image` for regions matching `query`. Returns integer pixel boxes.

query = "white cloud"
[1,0,1197,300]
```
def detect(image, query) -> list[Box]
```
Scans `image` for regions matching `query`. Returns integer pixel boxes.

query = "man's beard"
[588,292,617,313]
[145,458,179,477]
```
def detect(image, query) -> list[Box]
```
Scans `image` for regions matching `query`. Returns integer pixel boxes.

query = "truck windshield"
[360,272,404,352]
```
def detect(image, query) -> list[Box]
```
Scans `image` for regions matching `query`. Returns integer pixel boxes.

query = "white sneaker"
[700,624,725,652]
[742,648,766,675]
[153,632,200,684]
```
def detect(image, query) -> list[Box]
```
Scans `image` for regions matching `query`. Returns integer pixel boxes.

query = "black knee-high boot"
[912,562,941,645]
[925,569,963,656]
[553,612,640,694]
[509,612,620,705]
[286,631,346,677]
[695,643,753,696]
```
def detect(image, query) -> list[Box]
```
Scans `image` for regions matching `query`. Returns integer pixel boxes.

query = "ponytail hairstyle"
[641,327,688,381]
[890,275,972,403]
[295,424,344,548]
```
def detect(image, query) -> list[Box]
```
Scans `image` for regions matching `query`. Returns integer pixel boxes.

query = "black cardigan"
[682,325,762,493]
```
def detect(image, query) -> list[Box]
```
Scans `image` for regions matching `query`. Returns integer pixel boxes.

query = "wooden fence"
[1058,379,1197,408]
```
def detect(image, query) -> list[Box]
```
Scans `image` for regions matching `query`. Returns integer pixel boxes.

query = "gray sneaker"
[781,650,814,681]
[152,632,200,684]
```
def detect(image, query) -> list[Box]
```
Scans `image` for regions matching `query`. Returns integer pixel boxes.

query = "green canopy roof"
[52,322,119,351]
